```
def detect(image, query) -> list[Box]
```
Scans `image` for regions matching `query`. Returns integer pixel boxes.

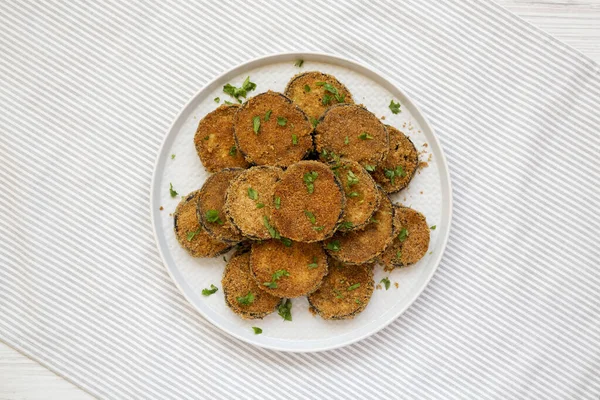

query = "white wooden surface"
[1,1,598,399]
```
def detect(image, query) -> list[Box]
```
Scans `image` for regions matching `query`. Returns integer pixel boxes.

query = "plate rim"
[149,52,453,352]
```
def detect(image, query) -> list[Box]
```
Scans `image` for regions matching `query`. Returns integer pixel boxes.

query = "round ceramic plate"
[150,53,452,352]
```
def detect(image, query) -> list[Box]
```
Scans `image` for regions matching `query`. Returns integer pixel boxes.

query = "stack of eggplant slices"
[173,70,431,323]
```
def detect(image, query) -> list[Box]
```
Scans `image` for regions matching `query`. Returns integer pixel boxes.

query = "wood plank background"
[1,1,598,399]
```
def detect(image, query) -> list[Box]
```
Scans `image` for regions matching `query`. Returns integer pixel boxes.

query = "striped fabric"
[1,1,599,398]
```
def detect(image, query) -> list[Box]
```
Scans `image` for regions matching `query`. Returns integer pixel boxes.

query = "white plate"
[150,53,452,352]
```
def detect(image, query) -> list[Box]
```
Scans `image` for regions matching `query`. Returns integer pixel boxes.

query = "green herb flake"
[312,226,324,231]
[214,97,220,103]
[263,216,280,239]
[355,298,362,304]
[201,284,218,296]
[307,257,319,269]
[315,81,326,86]
[347,170,359,187]
[339,221,353,229]
[344,136,349,145]
[304,210,316,224]
[389,99,401,114]
[256,202,265,209]
[278,299,292,321]
[292,134,298,145]
[347,283,361,291]
[430,225,437,230]
[280,237,293,247]
[380,277,391,290]
[274,197,281,209]
[310,117,319,128]
[264,109,272,121]
[398,228,409,242]
[171,154,176,160]
[294,59,304,67]
[396,250,402,260]
[304,84,311,93]
[228,145,237,157]
[322,94,332,105]
[223,76,257,102]
[348,192,359,198]
[276,116,287,126]
[169,183,178,198]
[205,209,224,225]
[358,132,374,140]
[263,269,290,289]
[252,326,262,334]
[236,291,255,305]
[186,229,201,241]
[248,187,258,200]
[364,164,376,172]
[252,116,261,134]
[326,240,341,252]
[224,100,233,105]
[384,165,406,185]
[303,171,318,194]
[333,289,344,299]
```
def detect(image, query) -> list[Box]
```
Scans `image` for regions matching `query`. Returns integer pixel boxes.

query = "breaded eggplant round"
[173,191,231,257]
[315,104,389,168]
[380,206,430,270]
[308,258,374,320]
[224,166,283,240]
[233,91,313,167]
[197,168,245,243]
[194,104,250,172]
[332,159,381,231]
[324,189,395,264]
[284,71,354,121]
[250,240,328,298]
[271,161,345,242]
[371,125,419,193]
[222,250,282,319]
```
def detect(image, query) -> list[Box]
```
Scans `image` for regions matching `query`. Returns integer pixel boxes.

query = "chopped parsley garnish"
[347,170,359,187]
[263,216,280,239]
[304,210,316,224]
[278,299,292,321]
[384,165,406,185]
[310,117,319,128]
[205,209,224,225]
[294,59,304,67]
[236,292,255,305]
[280,237,292,247]
[304,84,311,93]
[303,171,318,194]
[308,257,319,269]
[396,250,402,260]
[169,183,178,198]
[355,299,362,304]
[344,136,349,145]
[224,100,233,105]
[347,283,361,291]
[380,277,391,290]
[364,164,376,172]
[326,240,341,252]
[430,225,437,230]
[398,228,409,242]
[320,83,346,103]
[389,99,401,114]
[358,132,374,140]
[186,229,201,241]
[333,289,344,299]
[171,154,176,160]
[252,116,261,134]
[370,217,379,224]
[223,76,256,103]
[312,226,324,231]
[264,109,272,121]
[214,97,220,103]
[339,221,353,229]
[252,326,262,334]
[277,116,287,126]
[274,197,281,209]
[201,284,218,296]
[256,202,265,209]
[322,94,332,105]
[203,135,209,140]
[248,187,258,200]
[348,192,359,198]
[263,270,290,289]
[229,145,237,157]
[315,81,326,86]
[292,134,298,145]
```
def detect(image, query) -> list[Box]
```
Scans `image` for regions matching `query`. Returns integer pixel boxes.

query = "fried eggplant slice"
[380,206,430,270]
[370,125,418,193]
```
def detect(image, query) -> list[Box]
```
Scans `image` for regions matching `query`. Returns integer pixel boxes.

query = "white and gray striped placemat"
[1,1,599,398]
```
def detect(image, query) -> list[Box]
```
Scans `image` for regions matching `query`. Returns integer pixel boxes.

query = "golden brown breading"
[307,258,374,320]
[250,240,328,298]
[233,91,313,167]
[370,125,418,193]
[380,205,430,270]
[271,161,345,242]
[284,72,354,121]
[173,191,231,257]
[194,104,250,172]
[224,166,283,240]
[315,104,389,168]
[197,168,245,243]
[222,250,282,319]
